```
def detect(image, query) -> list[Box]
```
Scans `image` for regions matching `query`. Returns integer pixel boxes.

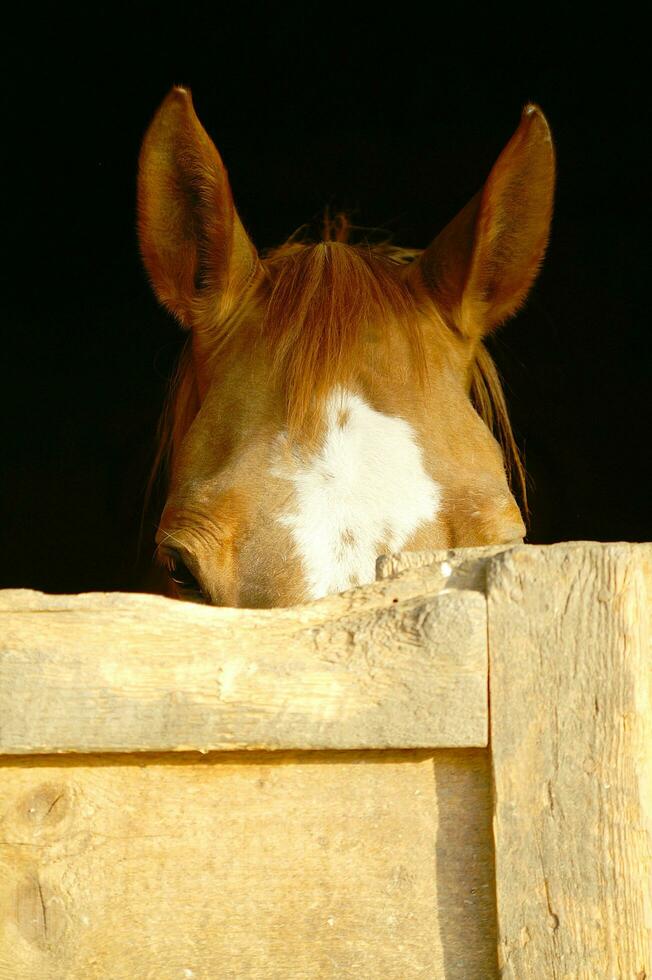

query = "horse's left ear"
[408,105,555,338]
[138,87,258,327]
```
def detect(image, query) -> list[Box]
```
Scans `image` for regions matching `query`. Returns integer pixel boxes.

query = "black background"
[2,7,649,593]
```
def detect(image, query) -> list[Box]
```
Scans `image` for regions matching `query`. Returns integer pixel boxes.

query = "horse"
[137,87,555,607]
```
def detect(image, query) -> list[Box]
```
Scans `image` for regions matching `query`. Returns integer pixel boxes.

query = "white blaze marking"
[274,389,441,599]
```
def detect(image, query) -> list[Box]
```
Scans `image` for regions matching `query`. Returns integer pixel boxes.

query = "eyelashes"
[163,550,207,602]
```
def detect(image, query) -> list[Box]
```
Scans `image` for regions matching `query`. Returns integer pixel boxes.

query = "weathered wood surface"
[1,542,650,979]
[0,562,487,754]
[375,543,517,581]
[0,749,497,980]
[488,542,652,978]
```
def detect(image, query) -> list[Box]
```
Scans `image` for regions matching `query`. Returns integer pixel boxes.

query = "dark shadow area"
[432,748,498,978]
[0,748,437,768]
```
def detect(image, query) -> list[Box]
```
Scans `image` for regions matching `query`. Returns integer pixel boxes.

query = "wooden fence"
[0,542,650,978]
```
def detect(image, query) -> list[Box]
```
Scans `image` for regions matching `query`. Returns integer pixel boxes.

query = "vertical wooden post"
[488,543,652,978]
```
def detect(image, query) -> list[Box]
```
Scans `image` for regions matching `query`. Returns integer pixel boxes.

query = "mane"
[471,345,528,517]
[147,214,527,521]
[262,215,426,434]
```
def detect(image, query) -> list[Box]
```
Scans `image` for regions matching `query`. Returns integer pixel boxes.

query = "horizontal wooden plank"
[0,560,488,754]
[375,543,518,581]
[0,749,497,979]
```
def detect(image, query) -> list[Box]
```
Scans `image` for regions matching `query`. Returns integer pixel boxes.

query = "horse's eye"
[163,550,205,599]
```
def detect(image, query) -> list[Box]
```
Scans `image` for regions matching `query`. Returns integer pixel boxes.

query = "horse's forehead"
[270,388,442,600]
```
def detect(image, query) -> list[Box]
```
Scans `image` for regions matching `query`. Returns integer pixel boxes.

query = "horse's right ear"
[407,105,555,340]
[138,87,258,327]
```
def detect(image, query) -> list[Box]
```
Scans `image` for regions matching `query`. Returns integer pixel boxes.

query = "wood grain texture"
[3,542,649,978]
[0,565,487,754]
[375,544,517,581]
[0,749,497,980]
[488,542,652,978]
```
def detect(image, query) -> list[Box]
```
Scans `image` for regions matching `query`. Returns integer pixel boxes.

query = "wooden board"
[2,542,650,978]
[0,570,487,753]
[375,543,517,581]
[0,749,497,980]
[488,542,652,978]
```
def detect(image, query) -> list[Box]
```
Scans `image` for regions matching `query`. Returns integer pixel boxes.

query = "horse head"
[138,88,554,606]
